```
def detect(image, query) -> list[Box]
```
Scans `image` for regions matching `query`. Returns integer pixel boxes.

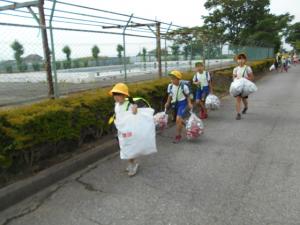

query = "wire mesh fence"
[0,0,274,107]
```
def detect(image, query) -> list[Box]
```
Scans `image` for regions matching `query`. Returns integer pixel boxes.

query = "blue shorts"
[195,86,209,101]
[172,99,188,118]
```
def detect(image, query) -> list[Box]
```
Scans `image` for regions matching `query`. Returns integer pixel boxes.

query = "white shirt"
[167,83,190,103]
[193,71,211,87]
[233,65,253,79]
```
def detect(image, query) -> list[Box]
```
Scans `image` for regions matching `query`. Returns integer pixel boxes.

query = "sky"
[0,0,299,61]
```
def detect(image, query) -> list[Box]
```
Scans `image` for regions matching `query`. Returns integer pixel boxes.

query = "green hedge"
[0,59,273,175]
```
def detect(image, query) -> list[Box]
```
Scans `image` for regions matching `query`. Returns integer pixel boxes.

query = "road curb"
[0,139,118,212]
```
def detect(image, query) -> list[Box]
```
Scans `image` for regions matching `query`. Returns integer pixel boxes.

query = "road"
[0,66,300,225]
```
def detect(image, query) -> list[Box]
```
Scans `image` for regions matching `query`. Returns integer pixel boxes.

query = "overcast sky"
[0,0,299,60]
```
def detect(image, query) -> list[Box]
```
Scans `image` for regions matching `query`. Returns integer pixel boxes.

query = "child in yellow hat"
[109,83,139,176]
[165,70,193,143]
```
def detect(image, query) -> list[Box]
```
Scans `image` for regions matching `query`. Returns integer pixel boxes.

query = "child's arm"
[164,95,172,109]
[246,66,254,81]
[187,96,193,110]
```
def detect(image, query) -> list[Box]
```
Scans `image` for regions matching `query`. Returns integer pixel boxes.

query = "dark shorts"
[172,99,188,118]
[195,86,210,101]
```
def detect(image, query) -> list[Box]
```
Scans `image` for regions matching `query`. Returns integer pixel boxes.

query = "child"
[165,70,193,143]
[233,53,254,120]
[109,83,139,177]
[192,62,213,119]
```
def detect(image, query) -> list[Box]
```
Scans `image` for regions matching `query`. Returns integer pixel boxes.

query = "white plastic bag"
[230,78,245,97]
[230,78,257,97]
[205,94,221,110]
[186,112,204,140]
[242,78,257,97]
[269,64,275,71]
[115,108,157,159]
[154,111,168,130]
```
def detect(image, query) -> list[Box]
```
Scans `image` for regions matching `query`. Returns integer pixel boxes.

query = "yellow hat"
[168,70,182,79]
[109,83,130,96]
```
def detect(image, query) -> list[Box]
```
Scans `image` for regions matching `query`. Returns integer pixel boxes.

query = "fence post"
[49,0,59,98]
[38,0,54,98]
[156,22,162,78]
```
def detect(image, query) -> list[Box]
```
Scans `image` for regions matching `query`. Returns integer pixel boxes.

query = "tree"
[117,44,124,62]
[142,47,147,63]
[171,44,180,60]
[183,45,189,60]
[62,45,71,68]
[286,22,300,52]
[10,40,24,72]
[92,45,100,65]
[203,0,270,45]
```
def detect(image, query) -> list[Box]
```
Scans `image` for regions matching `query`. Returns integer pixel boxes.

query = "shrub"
[0,59,273,175]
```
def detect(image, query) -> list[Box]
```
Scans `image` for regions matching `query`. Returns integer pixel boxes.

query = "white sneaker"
[125,163,132,172]
[128,163,139,177]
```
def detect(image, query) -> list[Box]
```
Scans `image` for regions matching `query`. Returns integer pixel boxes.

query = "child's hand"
[132,104,138,114]
[164,102,170,110]
[188,102,193,110]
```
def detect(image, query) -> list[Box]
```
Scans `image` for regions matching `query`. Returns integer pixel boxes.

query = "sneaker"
[125,163,133,172]
[236,113,241,120]
[204,113,208,119]
[199,110,206,119]
[242,107,248,114]
[173,135,182,144]
[128,163,139,177]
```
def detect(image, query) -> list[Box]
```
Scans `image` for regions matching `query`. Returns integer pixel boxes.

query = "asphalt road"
[1,66,300,225]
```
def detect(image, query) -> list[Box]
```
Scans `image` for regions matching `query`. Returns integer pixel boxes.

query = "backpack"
[194,71,209,83]
[169,80,193,101]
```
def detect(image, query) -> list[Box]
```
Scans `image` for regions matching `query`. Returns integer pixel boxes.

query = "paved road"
[1,66,300,225]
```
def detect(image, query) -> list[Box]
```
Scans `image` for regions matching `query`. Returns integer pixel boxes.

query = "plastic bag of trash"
[205,94,221,110]
[154,111,168,130]
[230,78,245,97]
[269,64,275,71]
[186,112,204,140]
[115,108,157,159]
[241,78,257,97]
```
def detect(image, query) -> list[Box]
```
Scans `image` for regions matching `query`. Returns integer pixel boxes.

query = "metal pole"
[38,0,54,98]
[49,0,58,98]
[156,22,162,78]
[122,14,133,82]
[164,22,172,76]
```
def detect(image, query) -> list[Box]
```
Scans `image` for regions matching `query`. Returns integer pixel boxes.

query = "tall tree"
[171,44,180,60]
[11,40,24,72]
[117,44,124,59]
[286,22,300,52]
[92,45,100,65]
[203,0,270,45]
[62,45,71,69]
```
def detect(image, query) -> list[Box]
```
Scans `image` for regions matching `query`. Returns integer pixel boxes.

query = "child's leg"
[242,97,248,109]
[236,96,242,113]
[176,116,184,136]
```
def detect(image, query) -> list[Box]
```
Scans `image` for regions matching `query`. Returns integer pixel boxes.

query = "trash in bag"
[269,64,275,71]
[114,108,157,160]
[241,78,257,97]
[186,112,204,140]
[205,94,221,110]
[230,78,257,97]
[230,78,245,97]
[154,111,168,130]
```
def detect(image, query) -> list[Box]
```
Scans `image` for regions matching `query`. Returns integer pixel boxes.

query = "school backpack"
[168,80,194,100]
[194,71,209,83]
